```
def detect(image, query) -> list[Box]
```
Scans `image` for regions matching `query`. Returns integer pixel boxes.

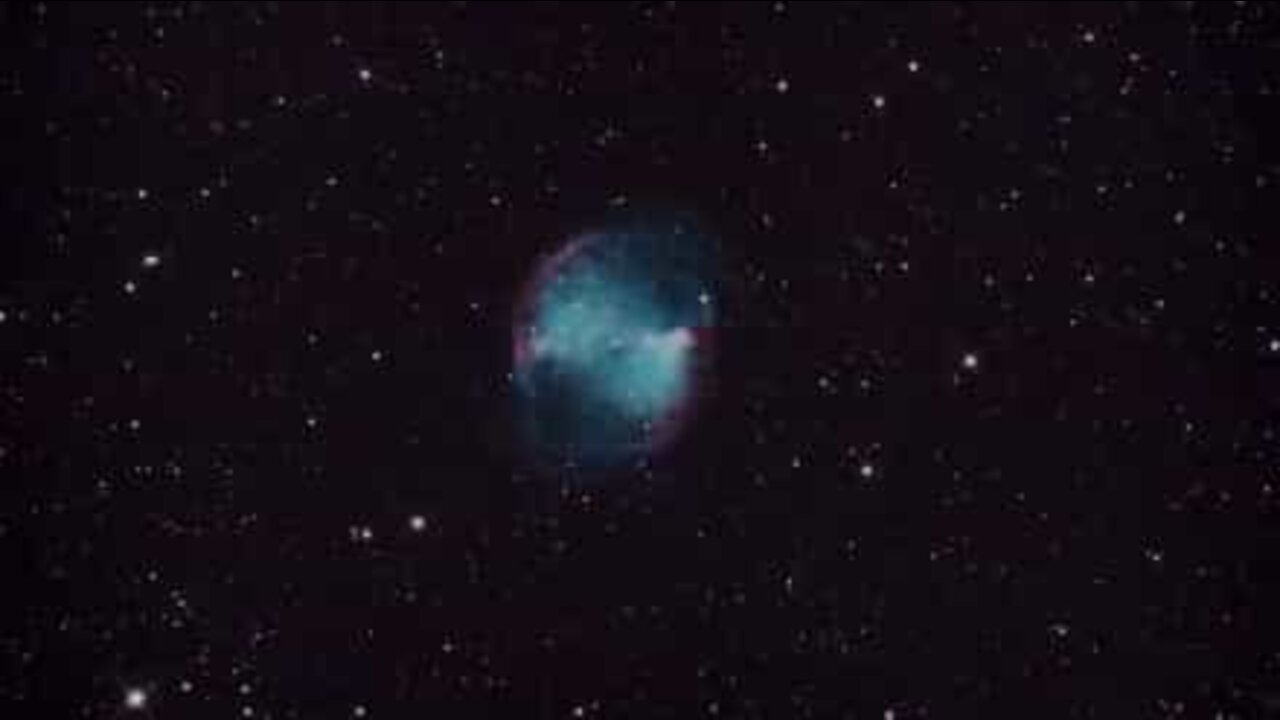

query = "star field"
[4,2,1280,718]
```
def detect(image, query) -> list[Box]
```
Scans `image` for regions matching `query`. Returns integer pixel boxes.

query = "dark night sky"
[4,2,1280,717]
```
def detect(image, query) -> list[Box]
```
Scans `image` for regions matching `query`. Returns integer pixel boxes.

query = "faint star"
[774,77,790,94]
[907,59,920,73]
[124,687,148,710]
[962,352,979,370]
[1269,338,1279,353]
[859,463,875,479]
[409,515,426,532]
[141,253,161,269]
[357,67,372,83]
[124,280,138,295]
[872,94,886,109]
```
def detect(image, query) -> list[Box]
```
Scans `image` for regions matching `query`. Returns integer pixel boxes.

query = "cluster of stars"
[8,2,1274,718]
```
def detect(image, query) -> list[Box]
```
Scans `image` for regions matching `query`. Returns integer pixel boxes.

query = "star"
[124,687,148,710]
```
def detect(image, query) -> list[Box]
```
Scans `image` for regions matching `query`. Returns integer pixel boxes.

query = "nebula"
[512,223,715,467]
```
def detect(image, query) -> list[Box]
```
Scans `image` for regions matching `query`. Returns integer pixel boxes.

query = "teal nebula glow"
[513,222,716,467]
[530,263,693,420]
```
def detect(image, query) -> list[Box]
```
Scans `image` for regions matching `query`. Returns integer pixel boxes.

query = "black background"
[4,2,1280,717]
